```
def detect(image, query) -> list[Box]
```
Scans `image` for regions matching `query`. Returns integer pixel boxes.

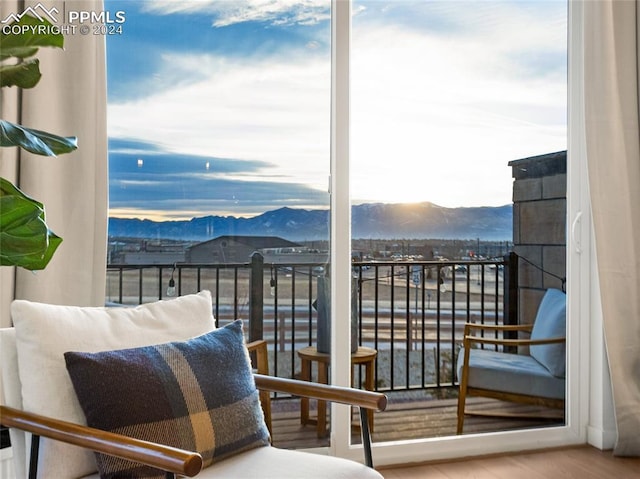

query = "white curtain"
[584,0,640,457]
[0,0,108,327]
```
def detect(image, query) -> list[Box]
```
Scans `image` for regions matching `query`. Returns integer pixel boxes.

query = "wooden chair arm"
[464,335,566,348]
[463,322,534,334]
[0,405,203,477]
[254,374,386,468]
[253,374,387,412]
[246,339,269,375]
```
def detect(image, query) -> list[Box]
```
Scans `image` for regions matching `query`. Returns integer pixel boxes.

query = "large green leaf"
[0,15,64,60]
[0,177,62,270]
[0,15,70,271]
[0,120,77,156]
[0,58,41,88]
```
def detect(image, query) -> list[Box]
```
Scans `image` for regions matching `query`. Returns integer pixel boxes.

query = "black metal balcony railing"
[106,253,516,397]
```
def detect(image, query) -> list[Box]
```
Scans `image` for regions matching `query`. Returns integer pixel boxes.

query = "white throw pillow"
[11,290,215,479]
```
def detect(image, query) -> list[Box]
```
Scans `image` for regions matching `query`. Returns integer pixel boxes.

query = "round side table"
[297,345,377,438]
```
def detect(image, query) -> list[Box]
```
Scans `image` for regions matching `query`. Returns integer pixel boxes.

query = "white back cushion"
[11,291,215,479]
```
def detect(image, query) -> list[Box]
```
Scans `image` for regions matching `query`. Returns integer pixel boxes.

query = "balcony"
[106,253,564,445]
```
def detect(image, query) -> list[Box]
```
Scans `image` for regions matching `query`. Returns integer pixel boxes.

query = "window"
[106,1,330,224]
[106,0,587,465]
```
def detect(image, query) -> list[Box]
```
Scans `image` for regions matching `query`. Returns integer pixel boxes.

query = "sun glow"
[108,208,260,222]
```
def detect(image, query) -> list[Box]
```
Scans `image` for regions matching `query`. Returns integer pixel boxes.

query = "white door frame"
[327,0,609,466]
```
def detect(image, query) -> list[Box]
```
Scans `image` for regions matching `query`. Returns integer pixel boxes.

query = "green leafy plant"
[0,15,78,270]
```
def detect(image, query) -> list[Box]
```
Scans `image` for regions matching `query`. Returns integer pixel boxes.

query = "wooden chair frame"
[246,339,273,433]
[456,322,565,435]
[1,341,387,478]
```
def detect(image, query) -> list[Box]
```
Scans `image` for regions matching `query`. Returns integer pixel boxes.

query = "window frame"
[328,0,596,465]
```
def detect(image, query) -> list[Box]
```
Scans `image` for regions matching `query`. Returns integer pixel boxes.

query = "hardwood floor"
[377,446,640,479]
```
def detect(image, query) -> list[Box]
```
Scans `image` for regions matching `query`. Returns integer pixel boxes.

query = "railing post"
[504,252,519,350]
[249,252,264,342]
[279,312,286,352]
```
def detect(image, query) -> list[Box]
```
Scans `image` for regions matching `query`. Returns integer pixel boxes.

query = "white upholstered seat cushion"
[78,446,383,479]
[200,447,383,479]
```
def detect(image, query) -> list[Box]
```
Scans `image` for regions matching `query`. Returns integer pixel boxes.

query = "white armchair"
[0,291,386,478]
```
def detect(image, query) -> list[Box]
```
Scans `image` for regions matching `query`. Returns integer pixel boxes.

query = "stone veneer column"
[509,151,566,325]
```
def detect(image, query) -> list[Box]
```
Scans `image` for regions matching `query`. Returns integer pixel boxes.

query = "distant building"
[119,251,186,265]
[108,239,190,265]
[187,235,328,264]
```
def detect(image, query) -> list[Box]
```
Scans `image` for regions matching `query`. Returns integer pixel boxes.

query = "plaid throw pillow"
[64,320,270,479]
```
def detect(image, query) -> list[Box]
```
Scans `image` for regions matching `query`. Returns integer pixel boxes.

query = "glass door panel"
[351,0,567,443]
[105,0,332,444]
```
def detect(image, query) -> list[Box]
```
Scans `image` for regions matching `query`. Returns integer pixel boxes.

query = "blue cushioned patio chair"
[456,288,566,434]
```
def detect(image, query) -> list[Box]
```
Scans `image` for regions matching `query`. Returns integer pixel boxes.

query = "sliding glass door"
[332,0,579,463]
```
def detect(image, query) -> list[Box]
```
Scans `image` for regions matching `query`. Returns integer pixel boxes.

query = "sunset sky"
[105,0,567,221]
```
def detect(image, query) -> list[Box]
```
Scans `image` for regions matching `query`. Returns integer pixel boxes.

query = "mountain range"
[108,202,513,242]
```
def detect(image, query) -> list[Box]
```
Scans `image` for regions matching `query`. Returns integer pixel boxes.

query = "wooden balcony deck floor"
[269,396,564,450]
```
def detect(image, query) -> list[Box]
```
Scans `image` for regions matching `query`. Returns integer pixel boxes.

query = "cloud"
[106,1,330,103]
[108,51,331,191]
[107,0,567,217]
[140,0,330,27]
[349,1,567,207]
[108,138,270,175]
[109,139,328,219]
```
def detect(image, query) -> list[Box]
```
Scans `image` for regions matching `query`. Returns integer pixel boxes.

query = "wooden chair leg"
[456,384,467,435]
